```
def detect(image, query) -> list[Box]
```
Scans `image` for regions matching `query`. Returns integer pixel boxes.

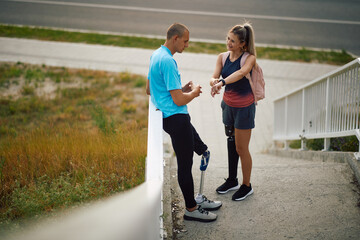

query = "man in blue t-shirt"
[147,23,222,222]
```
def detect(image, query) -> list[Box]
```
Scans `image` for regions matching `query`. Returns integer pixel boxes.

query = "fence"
[273,58,360,160]
[5,98,164,240]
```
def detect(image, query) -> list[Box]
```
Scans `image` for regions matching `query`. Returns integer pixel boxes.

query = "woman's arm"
[212,54,256,92]
[223,54,256,85]
[210,53,224,87]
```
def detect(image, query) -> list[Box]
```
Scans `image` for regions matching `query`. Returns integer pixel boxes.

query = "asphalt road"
[0,0,359,55]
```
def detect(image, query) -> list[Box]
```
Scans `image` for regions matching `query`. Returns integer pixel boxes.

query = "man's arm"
[170,84,202,106]
[146,79,150,95]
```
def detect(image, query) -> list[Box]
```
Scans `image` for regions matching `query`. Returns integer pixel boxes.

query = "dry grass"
[0,62,148,229]
[1,123,146,192]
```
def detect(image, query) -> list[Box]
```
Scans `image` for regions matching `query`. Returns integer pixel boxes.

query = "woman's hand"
[211,81,222,97]
[210,78,219,87]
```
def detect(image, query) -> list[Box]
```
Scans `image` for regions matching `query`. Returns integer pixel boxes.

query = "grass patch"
[289,136,359,151]
[256,47,354,65]
[0,62,148,231]
[0,24,356,65]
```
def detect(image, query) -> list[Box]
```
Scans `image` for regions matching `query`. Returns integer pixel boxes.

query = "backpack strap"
[240,52,251,80]
[240,52,250,67]
[221,51,230,67]
[222,51,251,81]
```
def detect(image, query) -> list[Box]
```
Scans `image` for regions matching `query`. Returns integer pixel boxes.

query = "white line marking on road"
[5,0,360,25]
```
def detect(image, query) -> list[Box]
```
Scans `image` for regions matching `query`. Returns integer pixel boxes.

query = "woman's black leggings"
[163,114,207,209]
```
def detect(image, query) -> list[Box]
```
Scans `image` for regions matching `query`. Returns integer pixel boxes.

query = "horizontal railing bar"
[274,58,360,102]
[274,130,359,141]
[6,180,162,240]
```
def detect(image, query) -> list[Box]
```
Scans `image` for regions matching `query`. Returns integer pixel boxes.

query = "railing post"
[284,140,289,150]
[323,77,331,151]
[284,96,288,149]
[300,89,307,151]
[355,129,360,161]
[301,137,307,151]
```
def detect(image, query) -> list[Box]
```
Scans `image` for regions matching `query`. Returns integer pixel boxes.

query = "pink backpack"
[221,51,265,103]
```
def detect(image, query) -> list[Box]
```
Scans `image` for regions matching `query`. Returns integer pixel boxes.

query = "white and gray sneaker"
[184,206,217,222]
[195,194,222,211]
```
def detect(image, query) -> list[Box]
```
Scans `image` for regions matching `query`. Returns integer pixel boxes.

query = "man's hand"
[182,81,193,93]
[170,84,202,106]
[191,84,202,97]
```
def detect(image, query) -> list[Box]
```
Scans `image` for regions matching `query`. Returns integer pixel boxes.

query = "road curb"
[268,149,360,184]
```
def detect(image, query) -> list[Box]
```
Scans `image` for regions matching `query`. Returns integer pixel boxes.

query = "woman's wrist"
[210,78,218,86]
[219,79,226,86]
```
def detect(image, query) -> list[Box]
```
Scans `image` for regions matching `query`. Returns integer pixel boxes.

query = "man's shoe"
[232,184,253,201]
[216,178,240,194]
[184,206,217,222]
[195,195,222,211]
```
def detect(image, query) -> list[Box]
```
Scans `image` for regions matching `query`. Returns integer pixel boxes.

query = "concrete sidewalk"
[1,37,359,239]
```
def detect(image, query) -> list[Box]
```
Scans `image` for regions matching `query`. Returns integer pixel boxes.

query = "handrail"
[274,58,360,102]
[4,98,164,240]
[146,97,164,182]
[273,58,360,160]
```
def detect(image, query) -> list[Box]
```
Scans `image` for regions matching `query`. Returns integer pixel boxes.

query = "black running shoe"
[232,184,253,201]
[216,178,240,194]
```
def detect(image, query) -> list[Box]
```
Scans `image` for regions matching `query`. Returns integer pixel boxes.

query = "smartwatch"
[220,79,226,86]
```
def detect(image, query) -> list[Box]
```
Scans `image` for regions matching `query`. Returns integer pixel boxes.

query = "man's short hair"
[167,23,189,40]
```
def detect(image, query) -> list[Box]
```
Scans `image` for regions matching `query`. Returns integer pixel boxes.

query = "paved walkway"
[1,37,359,239]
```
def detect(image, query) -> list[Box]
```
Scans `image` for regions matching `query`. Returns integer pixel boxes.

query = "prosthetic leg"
[195,150,223,210]
[195,150,209,203]
[226,125,239,180]
[195,170,206,203]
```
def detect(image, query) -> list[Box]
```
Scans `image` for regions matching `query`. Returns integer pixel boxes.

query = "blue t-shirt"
[148,45,188,118]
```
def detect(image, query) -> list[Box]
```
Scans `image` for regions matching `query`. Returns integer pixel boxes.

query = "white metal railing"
[4,98,164,240]
[273,58,360,160]
[145,97,164,239]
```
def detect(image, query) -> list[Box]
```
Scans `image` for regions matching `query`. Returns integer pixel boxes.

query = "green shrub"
[331,136,359,152]
[289,136,359,152]
[134,76,146,88]
[21,85,35,95]
[90,105,115,134]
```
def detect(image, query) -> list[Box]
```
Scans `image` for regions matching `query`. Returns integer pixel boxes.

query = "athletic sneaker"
[232,184,254,201]
[184,206,217,222]
[195,195,222,211]
[216,178,240,194]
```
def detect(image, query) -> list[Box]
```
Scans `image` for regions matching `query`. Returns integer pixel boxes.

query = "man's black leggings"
[163,114,207,209]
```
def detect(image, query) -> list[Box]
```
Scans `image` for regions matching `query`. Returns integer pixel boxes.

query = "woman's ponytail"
[243,23,256,57]
[230,22,257,57]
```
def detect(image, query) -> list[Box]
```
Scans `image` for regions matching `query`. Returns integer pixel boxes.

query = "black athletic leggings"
[163,114,207,209]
